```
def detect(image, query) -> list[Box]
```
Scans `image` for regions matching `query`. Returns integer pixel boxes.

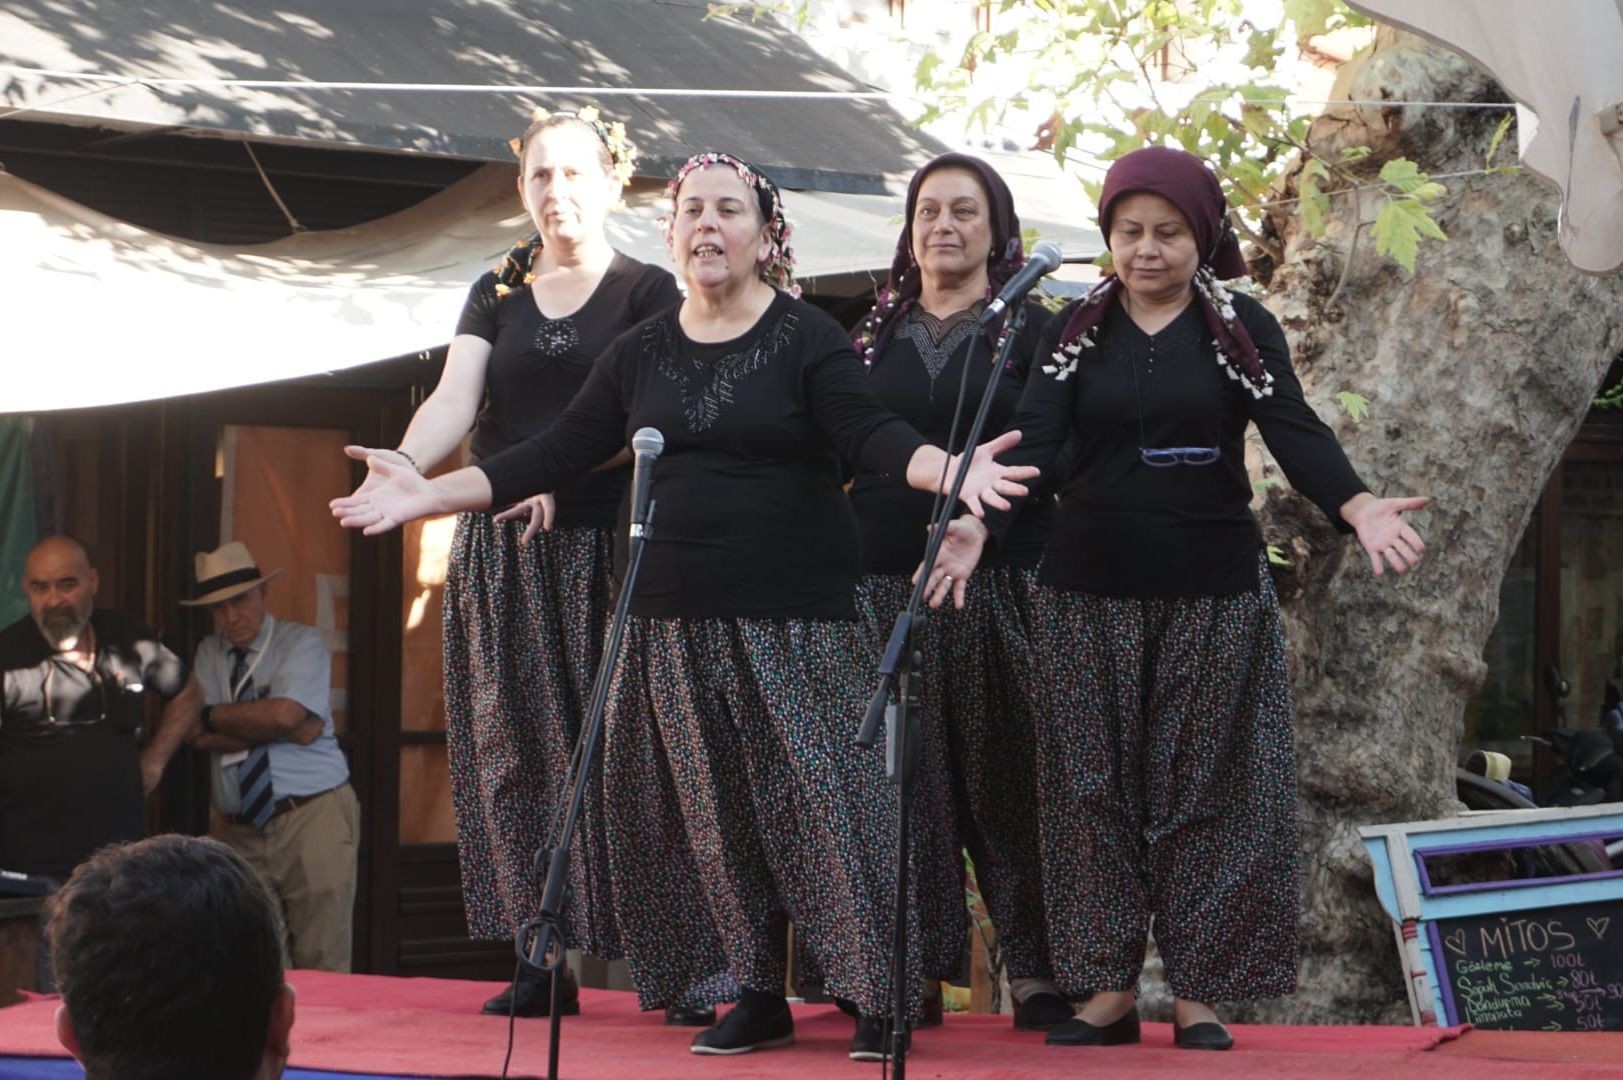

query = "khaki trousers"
[221,782,360,972]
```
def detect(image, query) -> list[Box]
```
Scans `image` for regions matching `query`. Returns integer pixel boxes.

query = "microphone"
[982,241,1063,323]
[628,427,663,540]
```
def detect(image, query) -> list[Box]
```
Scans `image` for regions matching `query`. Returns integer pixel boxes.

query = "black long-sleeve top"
[478,290,928,620]
[457,251,682,529]
[849,300,1057,575]
[984,290,1368,597]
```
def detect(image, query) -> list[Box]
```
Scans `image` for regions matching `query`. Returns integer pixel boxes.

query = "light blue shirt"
[193,615,348,813]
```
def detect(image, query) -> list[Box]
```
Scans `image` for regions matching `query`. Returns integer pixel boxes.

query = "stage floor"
[3,970,1622,1079]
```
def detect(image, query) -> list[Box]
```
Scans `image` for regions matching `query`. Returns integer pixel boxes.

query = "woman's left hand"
[951,430,1041,517]
[1341,492,1430,576]
[912,516,989,609]
[493,492,556,544]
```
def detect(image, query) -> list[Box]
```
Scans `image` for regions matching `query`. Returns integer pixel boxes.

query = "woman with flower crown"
[336,108,688,1021]
[332,149,1038,1062]
[920,145,1429,1051]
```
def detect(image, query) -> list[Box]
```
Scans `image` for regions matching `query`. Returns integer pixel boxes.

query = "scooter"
[1459,665,1623,867]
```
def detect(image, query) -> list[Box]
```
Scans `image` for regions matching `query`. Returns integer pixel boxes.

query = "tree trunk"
[1216,29,1623,1023]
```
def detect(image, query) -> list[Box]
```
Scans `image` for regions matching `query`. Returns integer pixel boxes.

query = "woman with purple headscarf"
[924,146,1428,1050]
[848,153,1072,1033]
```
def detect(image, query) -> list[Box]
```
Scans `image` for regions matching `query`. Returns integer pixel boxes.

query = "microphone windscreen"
[631,427,665,458]
[1030,240,1064,273]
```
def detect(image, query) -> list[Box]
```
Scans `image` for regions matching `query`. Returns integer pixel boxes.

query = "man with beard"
[0,536,197,884]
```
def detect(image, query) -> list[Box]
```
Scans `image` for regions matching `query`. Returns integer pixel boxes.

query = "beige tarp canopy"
[1348,0,1623,273]
[2,162,1102,413]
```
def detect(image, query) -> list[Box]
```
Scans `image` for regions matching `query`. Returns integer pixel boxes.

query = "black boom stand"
[855,305,1028,1077]
[513,499,657,1080]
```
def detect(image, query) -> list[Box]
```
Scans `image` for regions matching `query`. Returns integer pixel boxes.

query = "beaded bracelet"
[394,448,423,475]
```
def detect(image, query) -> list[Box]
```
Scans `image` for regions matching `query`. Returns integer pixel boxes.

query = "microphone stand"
[515,501,656,1080]
[855,305,1028,1077]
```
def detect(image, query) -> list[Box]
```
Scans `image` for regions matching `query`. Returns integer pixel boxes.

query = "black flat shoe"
[1173,1020,1234,1050]
[1013,991,1072,1031]
[1044,1009,1140,1046]
[850,1015,911,1061]
[481,968,580,1017]
[690,1001,795,1055]
[664,1003,718,1027]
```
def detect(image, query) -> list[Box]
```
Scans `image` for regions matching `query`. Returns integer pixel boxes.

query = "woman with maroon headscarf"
[923,145,1428,1050]
[848,152,1071,1033]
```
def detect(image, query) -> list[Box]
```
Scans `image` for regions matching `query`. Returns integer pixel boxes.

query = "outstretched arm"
[1341,492,1429,576]
[903,430,1040,518]
[331,455,495,535]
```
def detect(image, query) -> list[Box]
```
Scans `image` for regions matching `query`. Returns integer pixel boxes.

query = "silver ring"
[943,575,955,588]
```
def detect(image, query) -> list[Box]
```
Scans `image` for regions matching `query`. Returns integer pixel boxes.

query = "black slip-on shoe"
[689,1002,795,1055]
[1173,1020,1234,1050]
[481,969,580,1017]
[850,1015,911,1061]
[664,1003,718,1027]
[1013,991,1073,1031]
[1044,1009,1141,1046]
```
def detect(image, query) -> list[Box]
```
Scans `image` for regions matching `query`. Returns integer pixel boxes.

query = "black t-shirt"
[0,610,185,880]
[459,250,682,529]
[848,300,1057,575]
[478,291,928,620]
[985,290,1368,597]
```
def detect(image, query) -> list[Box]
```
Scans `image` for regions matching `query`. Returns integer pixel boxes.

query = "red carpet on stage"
[4,971,1623,1078]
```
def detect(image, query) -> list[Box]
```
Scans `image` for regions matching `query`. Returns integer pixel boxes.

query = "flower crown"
[661,151,800,298]
[508,105,639,187]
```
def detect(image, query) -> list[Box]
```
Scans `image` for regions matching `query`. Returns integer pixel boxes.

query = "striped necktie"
[231,646,276,828]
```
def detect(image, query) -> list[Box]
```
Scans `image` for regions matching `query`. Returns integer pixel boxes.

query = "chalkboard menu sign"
[1436,899,1623,1031]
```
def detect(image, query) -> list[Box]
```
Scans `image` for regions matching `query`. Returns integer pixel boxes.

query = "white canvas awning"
[1348,0,1623,273]
[2,162,1101,414]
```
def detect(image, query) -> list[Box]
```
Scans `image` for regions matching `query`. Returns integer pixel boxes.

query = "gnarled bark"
[1230,30,1623,1023]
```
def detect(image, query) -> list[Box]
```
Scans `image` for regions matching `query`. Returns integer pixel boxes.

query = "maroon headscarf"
[852,152,1025,366]
[1046,146,1274,400]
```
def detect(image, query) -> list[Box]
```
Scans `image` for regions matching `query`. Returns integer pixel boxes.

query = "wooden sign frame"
[1359,803,1623,1027]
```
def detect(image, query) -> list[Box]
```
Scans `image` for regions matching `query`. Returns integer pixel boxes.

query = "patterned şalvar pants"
[601,615,962,1019]
[443,514,622,959]
[1024,561,1300,1002]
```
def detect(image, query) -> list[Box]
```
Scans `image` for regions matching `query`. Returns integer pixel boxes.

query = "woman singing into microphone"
[334,151,1036,1063]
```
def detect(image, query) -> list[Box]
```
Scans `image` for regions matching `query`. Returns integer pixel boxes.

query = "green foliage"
[1336,390,1371,422]
[1266,544,1292,566]
[1595,368,1623,410]
[1374,196,1448,271]
[1281,0,1368,41]
[1485,111,1519,174]
[1299,159,1330,236]
[910,0,1447,269]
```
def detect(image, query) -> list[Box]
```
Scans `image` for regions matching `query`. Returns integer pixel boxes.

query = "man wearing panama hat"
[179,540,358,972]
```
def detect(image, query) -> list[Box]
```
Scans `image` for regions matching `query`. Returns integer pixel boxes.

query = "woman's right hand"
[340,447,418,502]
[913,516,989,609]
[329,446,446,535]
[493,492,556,544]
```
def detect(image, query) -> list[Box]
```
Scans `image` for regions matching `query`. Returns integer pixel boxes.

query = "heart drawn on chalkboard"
[1587,917,1610,939]
[1445,929,1467,956]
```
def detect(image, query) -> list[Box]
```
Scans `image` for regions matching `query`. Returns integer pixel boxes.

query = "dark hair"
[47,835,285,1080]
